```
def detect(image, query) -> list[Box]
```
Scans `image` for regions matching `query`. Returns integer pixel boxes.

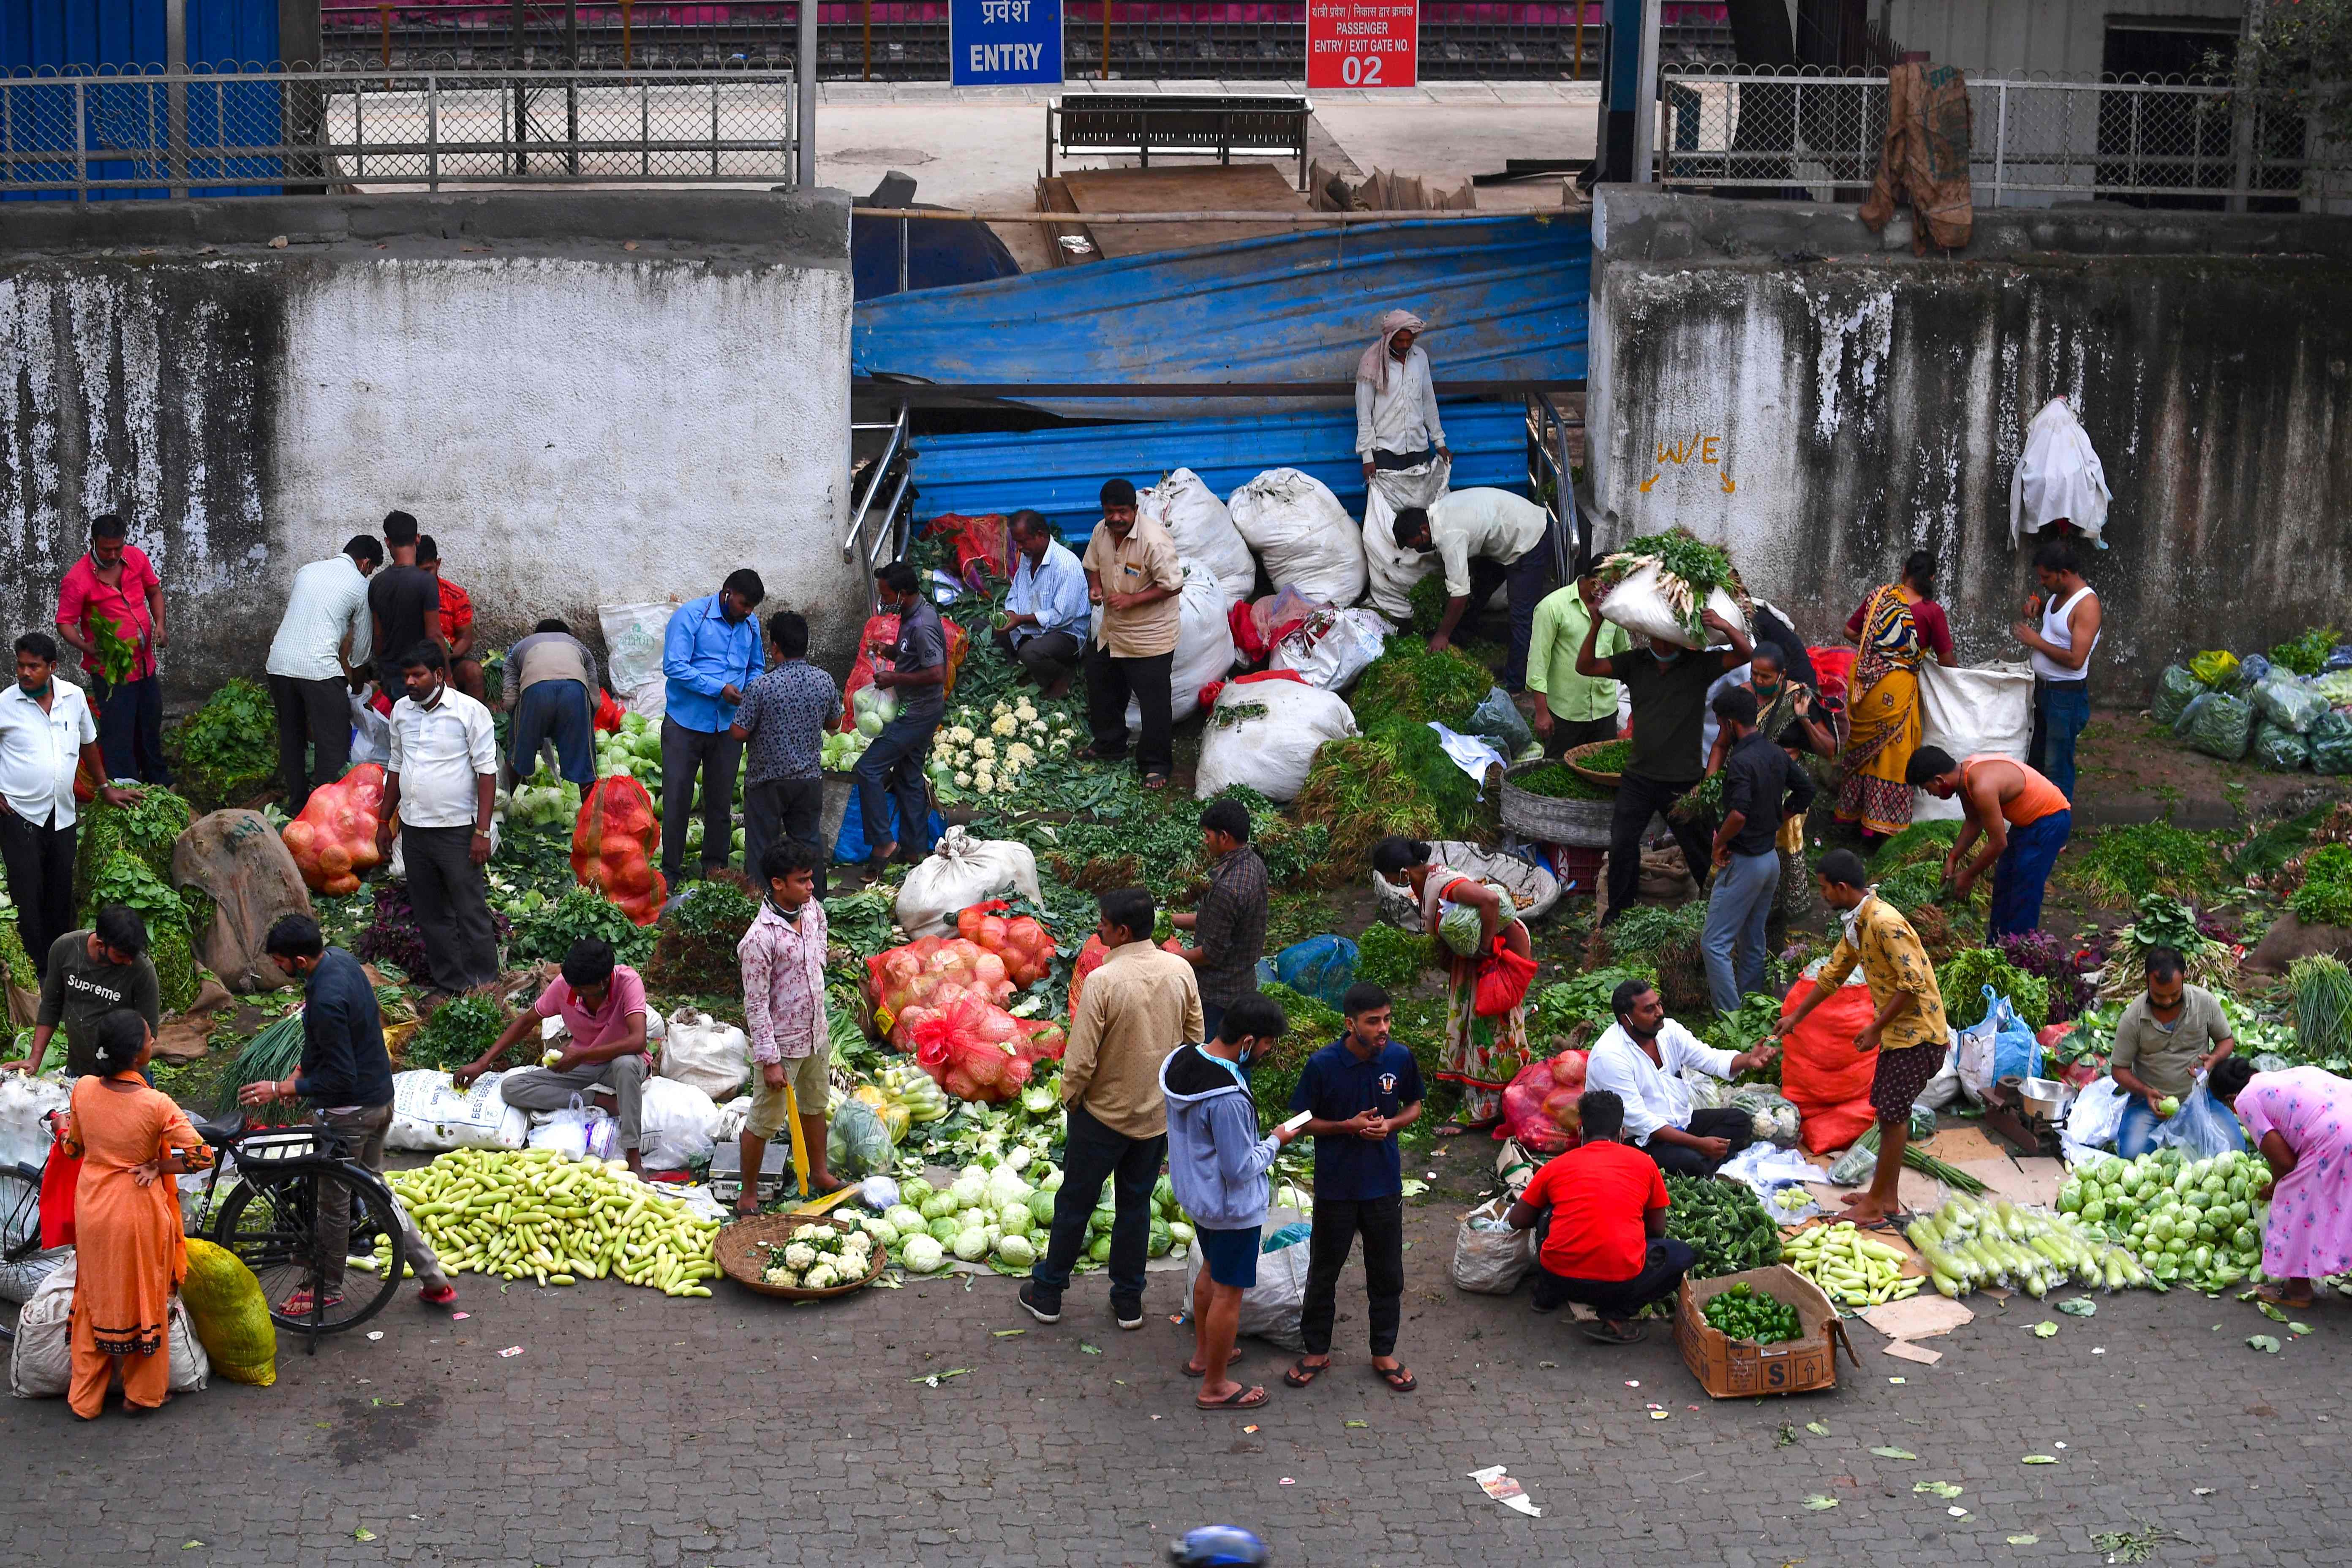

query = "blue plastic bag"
[1958,985,2043,1102]
[1270,935,1359,1009]
[832,795,946,865]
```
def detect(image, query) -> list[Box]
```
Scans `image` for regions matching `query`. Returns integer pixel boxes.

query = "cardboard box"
[1675,1264,1857,1399]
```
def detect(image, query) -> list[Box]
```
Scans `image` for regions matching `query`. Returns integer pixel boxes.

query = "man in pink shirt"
[458,938,652,1176]
[735,838,836,1213]
[54,512,171,784]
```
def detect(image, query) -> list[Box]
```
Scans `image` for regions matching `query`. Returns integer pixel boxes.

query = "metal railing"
[1653,64,2348,208]
[0,65,800,197]
[1523,390,1584,585]
[844,405,915,610]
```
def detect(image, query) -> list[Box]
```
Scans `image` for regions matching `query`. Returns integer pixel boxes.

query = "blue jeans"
[2033,680,2090,804]
[511,679,596,786]
[855,705,942,863]
[1703,847,1780,1014]
[2115,1088,2247,1159]
[1988,808,2071,939]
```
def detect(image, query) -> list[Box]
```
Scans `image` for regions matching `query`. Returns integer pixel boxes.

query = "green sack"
[2253,676,2328,735]
[2251,719,2312,772]
[1437,901,1486,957]
[2176,691,2255,761]
[2150,665,2202,728]
[2311,711,2352,775]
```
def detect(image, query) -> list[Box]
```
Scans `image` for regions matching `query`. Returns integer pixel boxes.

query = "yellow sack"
[180,1238,277,1388]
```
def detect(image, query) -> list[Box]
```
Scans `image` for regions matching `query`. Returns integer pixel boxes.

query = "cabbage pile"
[502,767,581,830]
[595,712,665,792]
[2061,1147,2272,1291]
[874,1154,1071,1275]
[760,1221,875,1291]
[821,729,872,772]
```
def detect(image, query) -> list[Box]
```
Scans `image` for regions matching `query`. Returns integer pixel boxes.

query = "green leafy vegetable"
[509,885,655,968]
[1510,762,1613,801]
[2060,821,2221,905]
[2292,844,2352,928]
[1354,921,1435,991]
[1936,947,2050,1032]
[169,677,279,810]
[1599,529,1740,640]
[2269,626,2338,678]
[403,994,506,1070]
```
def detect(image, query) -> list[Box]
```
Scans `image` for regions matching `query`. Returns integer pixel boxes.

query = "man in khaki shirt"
[1024,886,1203,1330]
[1080,478,1186,789]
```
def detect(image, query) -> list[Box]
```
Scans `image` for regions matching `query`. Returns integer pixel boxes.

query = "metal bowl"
[2017,1076,2071,1121]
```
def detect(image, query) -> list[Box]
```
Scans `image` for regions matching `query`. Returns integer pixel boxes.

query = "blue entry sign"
[950,0,1063,84]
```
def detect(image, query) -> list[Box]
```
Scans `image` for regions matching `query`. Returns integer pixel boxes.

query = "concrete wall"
[0,191,858,703]
[1586,189,2352,694]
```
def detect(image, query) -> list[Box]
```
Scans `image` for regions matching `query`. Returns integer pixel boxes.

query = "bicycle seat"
[192,1113,249,1148]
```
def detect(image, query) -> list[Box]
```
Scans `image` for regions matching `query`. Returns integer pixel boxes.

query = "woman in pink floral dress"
[2211,1056,2352,1309]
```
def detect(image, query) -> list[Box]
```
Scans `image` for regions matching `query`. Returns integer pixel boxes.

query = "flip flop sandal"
[1374,1364,1417,1393]
[1582,1320,1645,1346]
[1283,1358,1329,1388]
[1184,1351,1245,1377]
[1196,1384,1270,1411]
[2256,1285,2316,1309]
[1142,774,1171,791]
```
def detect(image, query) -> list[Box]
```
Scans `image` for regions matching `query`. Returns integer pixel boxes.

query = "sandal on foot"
[1374,1364,1417,1393]
[1283,1358,1329,1388]
[1185,1352,1243,1378]
[1583,1319,1644,1346]
[2257,1285,2316,1309]
[1197,1383,1269,1411]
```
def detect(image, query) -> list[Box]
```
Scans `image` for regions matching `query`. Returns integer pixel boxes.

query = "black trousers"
[0,808,76,979]
[993,626,1081,689]
[91,672,170,785]
[268,672,352,814]
[1032,1102,1165,1307]
[1638,1106,1756,1176]
[402,824,499,992]
[1301,1194,1406,1357]
[1084,645,1175,779]
[1604,770,1716,924]
[1530,1237,1699,1319]
[658,716,743,883]
[1544,714,1620,758]
[743,776,826,902]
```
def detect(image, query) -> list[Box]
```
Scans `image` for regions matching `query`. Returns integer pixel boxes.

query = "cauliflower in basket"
[972,736,997,762]
[1014,701,1037,722]
[955,770,972,788]
[1005,742,1036,767]
[803,1262,841,1290]
[791,1223,827,1242]
[761,1265,797,1288]
[950,725,976,745]
[783,1241,819,1271]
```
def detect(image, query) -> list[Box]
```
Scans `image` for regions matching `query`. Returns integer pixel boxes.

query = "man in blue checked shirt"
[660,568,765,885]
[993,510,1090,700]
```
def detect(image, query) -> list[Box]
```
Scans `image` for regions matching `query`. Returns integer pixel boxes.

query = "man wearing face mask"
[1576,599,1753,923]
[376,642,500,996]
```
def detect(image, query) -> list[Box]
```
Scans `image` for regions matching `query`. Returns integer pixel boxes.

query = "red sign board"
[1305,0,1419,90]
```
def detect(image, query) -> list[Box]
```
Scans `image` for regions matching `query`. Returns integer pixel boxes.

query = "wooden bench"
[1046,94,1313,190]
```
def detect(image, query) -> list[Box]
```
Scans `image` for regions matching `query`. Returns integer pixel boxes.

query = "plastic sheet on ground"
[1428,723,1508,796]
[1718,1141,1831,1206]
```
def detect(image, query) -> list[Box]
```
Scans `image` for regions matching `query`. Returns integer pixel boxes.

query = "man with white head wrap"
[1356,309,1450,480]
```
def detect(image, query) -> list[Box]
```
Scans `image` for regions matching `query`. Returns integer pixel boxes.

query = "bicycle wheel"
[0,1160,42,1345]
[213,1163,406,1335]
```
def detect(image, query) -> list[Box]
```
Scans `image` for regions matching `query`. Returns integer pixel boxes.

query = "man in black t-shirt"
[854,561,948,873]
[366,509,443,700]
[1575,602,1753,924]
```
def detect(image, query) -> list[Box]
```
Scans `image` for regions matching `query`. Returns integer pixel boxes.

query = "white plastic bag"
[1595,560,1748,651]
[1449,1197,1532,1295]
[638,1075,722,1170]
[1184,1227,1312,1350]
[1227,468,1366,608]
[2149,1077,2246,1158]
[1270,607,1391,692]
[386,1069,529,1153]
[525,1094,610,1161]
[1910,659,2036,822]
[598,600,679,719]
[1916,1037,1964,1111]
[1361,461,1449,618]
[1108,557,1234,728]
[658,1006,751,1102]
[895,826,1045,938]
[2064,1075,2128,1152]
[347,688,392,767]
[1140,468,1256,606]
[1192,679,1358,803]
[2009,396,2110,548]
[0,1072,68,1172]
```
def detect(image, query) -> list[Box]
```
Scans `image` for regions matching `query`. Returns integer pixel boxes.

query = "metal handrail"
[842,405,908,563]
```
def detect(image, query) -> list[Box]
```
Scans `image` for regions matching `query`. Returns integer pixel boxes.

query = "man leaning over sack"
[458,937,652,1179]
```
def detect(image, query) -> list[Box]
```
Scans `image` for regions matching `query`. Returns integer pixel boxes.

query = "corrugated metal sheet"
[911,399,1533,543]
[855,213,1589,420]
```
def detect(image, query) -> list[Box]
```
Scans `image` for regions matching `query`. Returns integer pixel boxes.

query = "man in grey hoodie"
[1161,992,1301,1412]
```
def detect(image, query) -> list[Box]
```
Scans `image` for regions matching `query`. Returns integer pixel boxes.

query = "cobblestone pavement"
[7,1193,2347,1568]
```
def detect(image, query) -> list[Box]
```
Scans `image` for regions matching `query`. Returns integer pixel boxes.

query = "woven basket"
[1499,762,1616,847]
[1565,739,1628,790]
[1369,841,1563,932]
[714,1211,886,1301]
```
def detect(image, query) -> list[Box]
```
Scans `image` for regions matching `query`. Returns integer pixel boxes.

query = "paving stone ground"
[7,1192,2347,1567]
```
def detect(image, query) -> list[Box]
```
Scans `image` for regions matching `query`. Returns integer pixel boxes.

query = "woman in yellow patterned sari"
[1837,551,1953,843]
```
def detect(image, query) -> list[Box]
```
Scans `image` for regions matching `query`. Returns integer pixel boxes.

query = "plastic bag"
[895,827,1044,939]
[2254,675,2328,735]
[1140,468,1256,606]
[1956,988,2042,1104]
[1916,1039,1963,1111]
[386,1069,529,1152]
[598,600,679,715]
[0,1073,68,1173]
[1225,468,1366,608]
[2148,1078,2248,1158]
[1192,674,1356,803]
[1186,1225,1312,1350]
[1270,606,1391,693]
[1437,902,1485,958]
[1466,686,1534,756]
[2064,1075,2128,1151]
[571,775,667,925]
[825,1096,899,1179]
[638,1075,722,1169]
[1596,560,1748,651]
[1269,935,1359,1009]
[525,1094,610,1161]
[347,687,393,764]
[1360,464,1446,618]
[179,1237,277,1387]
[924,511,1011,590]
[1776,977,1882,1152]
[2239,653,2273,689]
[838,610,971,736]
[658,1006,751,1101]
[280,762,389,896]
[2252,719,2312,772]
[2187,648,2240,689]
[1498,1047,1589,1154]
[2311,710,2352,775]
[1449,1197,1533,1295]
[2174,691,2254,761]
[2150,665,2202,728]
[1473,939,1538,1018]
[1727,1085,1802,1148]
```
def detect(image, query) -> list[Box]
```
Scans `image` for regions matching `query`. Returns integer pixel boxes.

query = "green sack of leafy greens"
[2310,711,2352,775]
[2150,665,2202,728]
[1466,687,1534,757]
[2175,691,2255,761]
[2254,675,2329,735]
[2188,649,2241,690]
[1437,901,1487,957]
[2251,719,2312,772]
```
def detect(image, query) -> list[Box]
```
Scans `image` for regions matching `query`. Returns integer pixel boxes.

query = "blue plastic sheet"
[1269,935,1360,1009]
[832,796,947,865]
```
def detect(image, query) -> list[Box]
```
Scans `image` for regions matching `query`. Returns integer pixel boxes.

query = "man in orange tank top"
[1905,747,2072,939]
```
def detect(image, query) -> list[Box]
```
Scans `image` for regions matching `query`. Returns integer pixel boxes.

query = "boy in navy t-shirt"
[1286,981,1424,1394]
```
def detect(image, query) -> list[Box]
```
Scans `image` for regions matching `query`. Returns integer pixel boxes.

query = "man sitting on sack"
[457,938,653,1177]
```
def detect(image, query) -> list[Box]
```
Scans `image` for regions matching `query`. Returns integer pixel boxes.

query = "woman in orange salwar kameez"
[58,1010,210,1418]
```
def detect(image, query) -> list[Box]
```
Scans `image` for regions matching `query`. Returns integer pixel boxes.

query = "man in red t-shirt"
[416,535,487,701]
[1507,1089,1699,1345]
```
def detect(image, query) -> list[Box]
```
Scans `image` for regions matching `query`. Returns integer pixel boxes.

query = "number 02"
[1340,54,1383,84]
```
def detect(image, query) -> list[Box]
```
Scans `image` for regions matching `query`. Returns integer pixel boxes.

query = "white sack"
[1120,558,1235,728]
[2009,397,2110,548]
[895,826,1044,938]
[1361,460,1450,618]
[1193,679,1358,803]
[0,1073,68,1172]
[659,1006,752,1102]
[1596,560,1747,651]
[1270,606,1391,693]
[1185,1221,1312,1350]
[1141,469,1256,605]
[598,600,678,719]
[386,1069,529,1153]
[1227,468,1366,608]
[639,1076,722,1170]
[1910,660,2036,823]
[1449,1198,1533,1295]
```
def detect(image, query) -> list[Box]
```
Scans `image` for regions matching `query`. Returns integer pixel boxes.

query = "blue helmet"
[1170,1525,1269,1567]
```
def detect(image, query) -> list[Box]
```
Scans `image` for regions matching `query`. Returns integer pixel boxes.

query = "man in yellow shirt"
[1080,479,1186,790]
[1774,848,1949,1225]
[1525,559,1629,754]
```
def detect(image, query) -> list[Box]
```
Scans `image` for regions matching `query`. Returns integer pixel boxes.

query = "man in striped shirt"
[1172,797,1269,1045]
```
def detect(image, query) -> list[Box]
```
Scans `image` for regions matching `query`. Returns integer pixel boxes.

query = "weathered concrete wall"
[0,191,857,702]
[1587,189,2352,694]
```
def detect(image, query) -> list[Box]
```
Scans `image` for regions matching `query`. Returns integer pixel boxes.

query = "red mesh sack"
[927,512,1013,591]
[1778,977,1881,1152]
[865,934,1016,1046]
[955,901,1057,990]
[1809,646,1856,703]
[571,775,667,925]
[912,993,1037,1104]
[1067,934,1110,1016]
[839,612,973,734]
[593,689,625,734]
[281,762,389,896]
[1497,1046,1589,1155]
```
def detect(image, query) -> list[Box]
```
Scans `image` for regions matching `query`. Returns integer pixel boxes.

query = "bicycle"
[0,1108,408,1348]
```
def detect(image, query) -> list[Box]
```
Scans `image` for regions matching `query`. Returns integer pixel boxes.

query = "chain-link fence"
[1655,64,2347,209]
[0,66,800,196]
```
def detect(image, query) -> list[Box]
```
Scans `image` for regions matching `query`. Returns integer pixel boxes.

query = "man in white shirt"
[1355,309,1450,478]
[266,534,382,812]
[1583,978,1778,1175]
[0,633,141,979]
[1391,487,1556,689]
[376,642,500,995]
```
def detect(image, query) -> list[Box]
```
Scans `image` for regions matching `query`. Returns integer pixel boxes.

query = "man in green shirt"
[0,904,161,1078]
[1525,564,1630,755]
[2110,945,2240,1158]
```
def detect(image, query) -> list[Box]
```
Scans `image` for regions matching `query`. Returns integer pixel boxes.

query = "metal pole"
[899,215,909,292]
[380,4,393,71]
[1629,0,1660,182]
[622,0,634,68]
[427,74,439,190]
[75,81,87,201]
[166,0,188,197]
[864,0,873,81]
[1573,0,1584,82]
[1992,80,2006,206]
[566,2,581,176]
[1101,0,1110,80]
[796,0,817,187]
